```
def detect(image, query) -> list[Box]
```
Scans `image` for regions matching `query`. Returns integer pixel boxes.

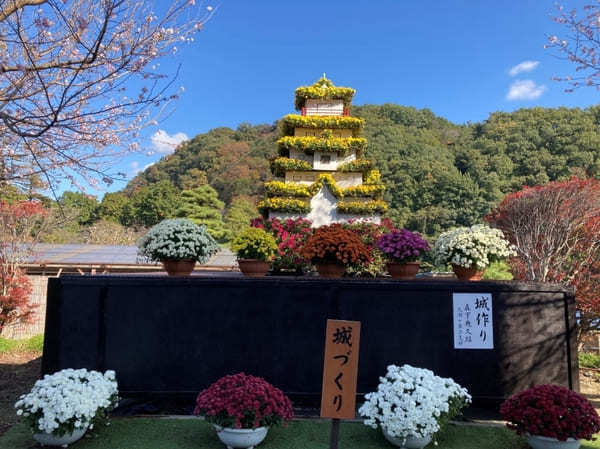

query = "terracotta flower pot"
[451,263,485,281]
[315,262,345,278]
[386,261,421,280]
[238,259,271,277]
[162,259,196,276]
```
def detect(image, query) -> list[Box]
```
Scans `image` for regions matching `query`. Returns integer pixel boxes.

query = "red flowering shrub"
[0,266,34,333]
[0,200,47,333]
[300,224,370,265]
[500,385,600,441]
[194,373,293,429]
[251,217,313,273]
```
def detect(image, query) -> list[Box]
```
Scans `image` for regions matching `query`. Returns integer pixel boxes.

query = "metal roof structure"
[22,244,238,275]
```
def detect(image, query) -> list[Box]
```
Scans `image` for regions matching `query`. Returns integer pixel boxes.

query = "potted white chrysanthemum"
[359,364,471,449]
[14,368,119,447]
[137,218,219,276]
[433,224,516,281]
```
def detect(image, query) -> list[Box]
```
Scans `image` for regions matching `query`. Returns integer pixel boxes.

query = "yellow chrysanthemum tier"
[258,197,310,215]
[343,184,385,198]
[294,76,356,111]
[270,157,312,177]
[337,200,388,215]
[280,114,365,137]
[277,136,367,157]
[338,159,375,173]
[264,175,385,200]
[364,169,382,185]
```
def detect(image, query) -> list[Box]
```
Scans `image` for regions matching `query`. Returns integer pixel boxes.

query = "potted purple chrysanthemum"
[376,229,430,280]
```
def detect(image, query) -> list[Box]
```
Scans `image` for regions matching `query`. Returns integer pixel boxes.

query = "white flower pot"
[33,426,87,447]
[526,434,581,449]
[214,425,269,449]
[382,427,432,448]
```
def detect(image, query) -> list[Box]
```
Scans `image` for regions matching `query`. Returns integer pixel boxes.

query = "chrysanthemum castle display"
[258,76,388,227]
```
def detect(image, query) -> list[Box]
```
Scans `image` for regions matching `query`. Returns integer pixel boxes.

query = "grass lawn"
[3,418,597,449]
[0,335,43,354]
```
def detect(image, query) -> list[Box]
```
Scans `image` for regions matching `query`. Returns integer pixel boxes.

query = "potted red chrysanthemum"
[194,373,294,449]
[300,224,370,278]
[500,384,600,449]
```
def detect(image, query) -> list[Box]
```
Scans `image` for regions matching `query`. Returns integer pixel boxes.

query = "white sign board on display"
[453,293,493,349]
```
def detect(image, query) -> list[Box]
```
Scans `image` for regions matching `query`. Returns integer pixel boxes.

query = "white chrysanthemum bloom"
[433,224,516,269]
[14,368,119,436]
[359,365,471,440]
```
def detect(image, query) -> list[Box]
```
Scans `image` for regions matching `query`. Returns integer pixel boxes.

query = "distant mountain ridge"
[128,103,600,236]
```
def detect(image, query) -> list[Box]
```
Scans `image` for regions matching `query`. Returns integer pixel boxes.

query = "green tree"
[60,191,99,227]
[224,196,259,236]
[175,185,231,242]
[131,180,181,228]
[97,192,132,225]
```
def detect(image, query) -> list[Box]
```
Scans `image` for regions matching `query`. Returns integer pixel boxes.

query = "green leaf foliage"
[60,191,99,227]
[175,185,231,243]
[97,192,132,225]
[128,180,182,228]
[224,196,258,236]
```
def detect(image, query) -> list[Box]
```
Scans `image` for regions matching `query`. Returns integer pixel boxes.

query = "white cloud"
[130,161,141,175]
[506,80,547,101]
[150,129,188,154]
[130,161,155,176]
[509,60,540,77]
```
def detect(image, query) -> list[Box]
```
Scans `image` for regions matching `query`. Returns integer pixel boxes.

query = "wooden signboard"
[320,319,361,419]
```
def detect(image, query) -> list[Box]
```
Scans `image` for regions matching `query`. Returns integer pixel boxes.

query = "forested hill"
[127,104,600,236]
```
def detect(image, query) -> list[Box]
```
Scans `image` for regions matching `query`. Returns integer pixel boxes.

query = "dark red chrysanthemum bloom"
[500,384,600,441]
[194,373,294,429]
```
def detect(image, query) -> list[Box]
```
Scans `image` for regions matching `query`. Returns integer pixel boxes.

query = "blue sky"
[114,0,598,194]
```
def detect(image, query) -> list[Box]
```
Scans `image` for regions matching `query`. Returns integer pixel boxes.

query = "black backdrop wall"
[42,275,577,407]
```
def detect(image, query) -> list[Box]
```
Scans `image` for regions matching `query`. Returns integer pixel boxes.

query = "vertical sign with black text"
[320,319,361,419]
[453,293,494,349]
